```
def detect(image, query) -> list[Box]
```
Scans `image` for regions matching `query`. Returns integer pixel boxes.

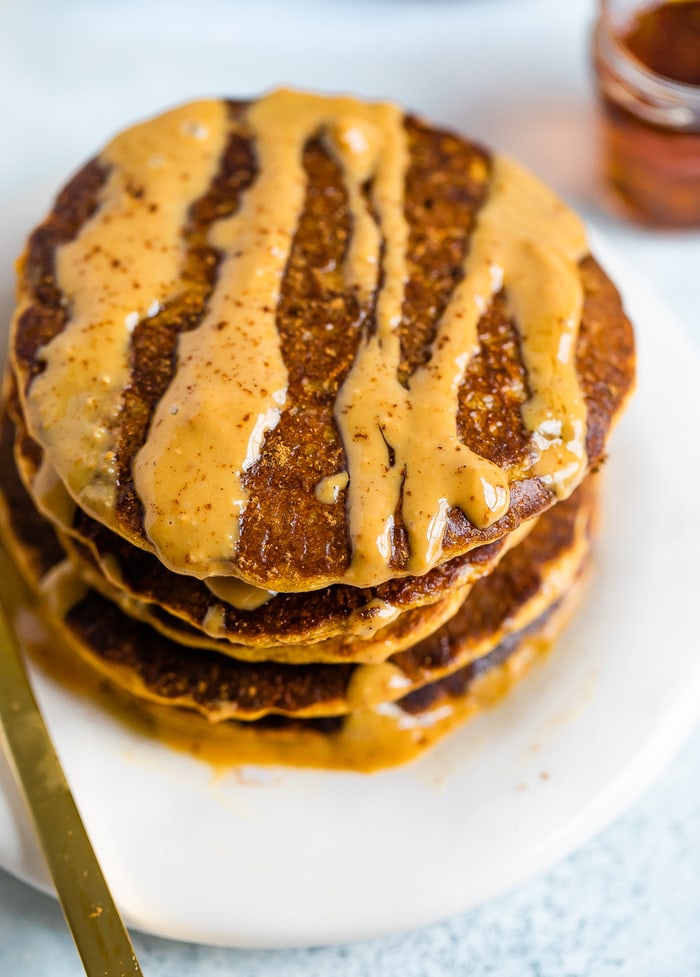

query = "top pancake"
[10,90,635,591]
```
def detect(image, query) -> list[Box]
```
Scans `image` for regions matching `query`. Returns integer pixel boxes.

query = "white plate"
[0,167,699,946]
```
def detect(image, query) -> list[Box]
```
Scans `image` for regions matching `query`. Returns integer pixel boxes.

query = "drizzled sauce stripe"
[113,119,258,539]
[21,101,231,527]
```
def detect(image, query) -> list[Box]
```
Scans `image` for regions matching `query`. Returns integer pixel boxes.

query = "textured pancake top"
[11,90,635,590]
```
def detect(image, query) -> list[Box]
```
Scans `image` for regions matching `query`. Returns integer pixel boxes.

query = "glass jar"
[593,0,700,228]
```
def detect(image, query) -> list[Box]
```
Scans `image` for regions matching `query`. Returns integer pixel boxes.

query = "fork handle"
[0,599,144,977]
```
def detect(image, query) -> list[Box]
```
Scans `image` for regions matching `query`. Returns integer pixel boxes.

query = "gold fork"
[0,571,144,977]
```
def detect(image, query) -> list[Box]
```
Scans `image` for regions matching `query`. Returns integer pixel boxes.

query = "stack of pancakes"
[1,91,635,770]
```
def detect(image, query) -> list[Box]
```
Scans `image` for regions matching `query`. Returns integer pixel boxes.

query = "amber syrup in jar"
[594,0,700,227]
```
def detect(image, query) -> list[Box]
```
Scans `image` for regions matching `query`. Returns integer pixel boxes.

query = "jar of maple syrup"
[593,0,700,227]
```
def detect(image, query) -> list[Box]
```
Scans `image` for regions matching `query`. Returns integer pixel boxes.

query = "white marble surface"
[1,0,699,972]
[2,721,700,975]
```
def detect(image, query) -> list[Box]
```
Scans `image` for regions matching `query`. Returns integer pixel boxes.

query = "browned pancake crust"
[0,409,64,579]
[57,528,471,665]
[10,103,635,589]
[117,599,573,773]
[0,416,593,719]
[6,406,519,648]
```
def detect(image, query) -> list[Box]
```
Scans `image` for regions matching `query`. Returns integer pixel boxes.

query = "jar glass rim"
[596,8,700,107]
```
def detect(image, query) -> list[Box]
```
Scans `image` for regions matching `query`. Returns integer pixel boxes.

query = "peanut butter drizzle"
[324,118,383,299]
[314,471,349,505]
[203,576,276,611]
[345,660,413,710]
[486,160,588,495]
[38,560,89,620]
[31,456,77,528]
[23,101,229,521]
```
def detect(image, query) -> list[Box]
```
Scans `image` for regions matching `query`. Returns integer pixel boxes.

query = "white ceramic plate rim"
[0,190,699,948]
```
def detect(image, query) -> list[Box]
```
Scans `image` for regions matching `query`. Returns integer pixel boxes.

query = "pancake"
[74,593,587,773]
[4,531,587,772]
[0,420,595,720]
[1,89,635,770]
[6,402,527,653]
[57,531,474,666]
[10,91,635,593]
[0,480,574,772]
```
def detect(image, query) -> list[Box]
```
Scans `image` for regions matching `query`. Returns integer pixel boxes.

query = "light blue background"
[1,0,699,973]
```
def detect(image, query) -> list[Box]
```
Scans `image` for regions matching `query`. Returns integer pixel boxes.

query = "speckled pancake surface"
[10,91,635,591]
